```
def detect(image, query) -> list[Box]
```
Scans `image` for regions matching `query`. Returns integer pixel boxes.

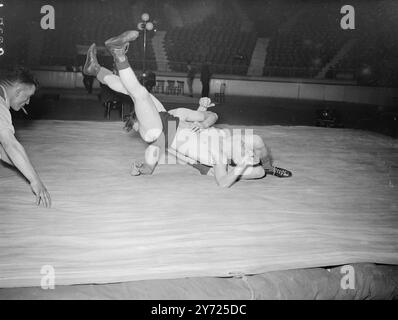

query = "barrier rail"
[31,68,398,106]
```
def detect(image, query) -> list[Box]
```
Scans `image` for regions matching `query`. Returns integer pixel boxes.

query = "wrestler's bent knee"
[141,128,163,143]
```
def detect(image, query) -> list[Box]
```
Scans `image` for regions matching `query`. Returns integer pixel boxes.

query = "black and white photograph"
[0,0,397,304]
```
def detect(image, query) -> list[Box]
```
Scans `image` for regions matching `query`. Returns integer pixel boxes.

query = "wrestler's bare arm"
[168,108,218,129]
[213,155,252,188]
[168,108,205,122]
[199,111,218,129]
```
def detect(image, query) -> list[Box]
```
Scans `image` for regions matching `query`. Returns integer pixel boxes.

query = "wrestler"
[82,39,218,135]
[83,31,167,145]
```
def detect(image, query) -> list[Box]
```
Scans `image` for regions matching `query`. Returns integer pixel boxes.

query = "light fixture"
[137,13,155,71]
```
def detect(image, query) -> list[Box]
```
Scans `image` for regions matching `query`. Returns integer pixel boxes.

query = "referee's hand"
[30,179,52,208]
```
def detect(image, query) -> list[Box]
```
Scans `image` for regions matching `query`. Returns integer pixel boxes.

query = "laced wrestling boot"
[105,30,139,60]
[83,43,101,77]
[264,166,293,178]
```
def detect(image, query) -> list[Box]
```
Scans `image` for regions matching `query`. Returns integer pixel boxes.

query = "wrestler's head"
[0,66,38,111]
[243,144,260,166]
[124,110,139,132]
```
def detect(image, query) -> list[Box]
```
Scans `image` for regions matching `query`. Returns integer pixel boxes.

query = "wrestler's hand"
[131,161,155,175]
[123,122,132,132]
[30,179,52,208]
[239,154,255,168]
[130,161,143,176]
[199,97,215,109]
[191,121,205,133]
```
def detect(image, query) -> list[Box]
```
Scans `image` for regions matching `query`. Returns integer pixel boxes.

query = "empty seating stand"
[9,0,396,87]
[163,0,256,76]
[176,81,185,95]
[154,80,165,94]
[214,83,226,103]
[166,80,177,95]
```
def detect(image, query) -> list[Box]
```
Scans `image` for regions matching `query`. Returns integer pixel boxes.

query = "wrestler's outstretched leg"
[83,45,167,114]
[250,135,292,178]
[104,30,162,143]
[83,36,163,143]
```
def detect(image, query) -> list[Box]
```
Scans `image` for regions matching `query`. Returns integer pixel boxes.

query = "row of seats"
[242,0,300,38]
[35,0,156,69]
[262,2,352,78]
[328,0,398,86]
[163,0,256,75]
[1,0,396,87]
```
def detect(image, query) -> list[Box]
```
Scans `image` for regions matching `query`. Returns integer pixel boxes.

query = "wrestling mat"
[0,121,397,288]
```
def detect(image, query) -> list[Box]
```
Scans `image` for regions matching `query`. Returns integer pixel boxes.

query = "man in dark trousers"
[83,73,95,94]
[186,61,196,97]
[142,70,156,93]
[200,62,212,97]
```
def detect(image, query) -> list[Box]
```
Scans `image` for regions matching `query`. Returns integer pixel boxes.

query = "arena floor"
[1,90,397,299]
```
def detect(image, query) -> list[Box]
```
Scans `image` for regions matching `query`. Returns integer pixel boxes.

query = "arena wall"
[33,70,398,106]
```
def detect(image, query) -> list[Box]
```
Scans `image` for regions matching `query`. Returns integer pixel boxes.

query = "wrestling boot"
[83,43,100,77]
[264,166,292,178]
[105,30,139,59]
